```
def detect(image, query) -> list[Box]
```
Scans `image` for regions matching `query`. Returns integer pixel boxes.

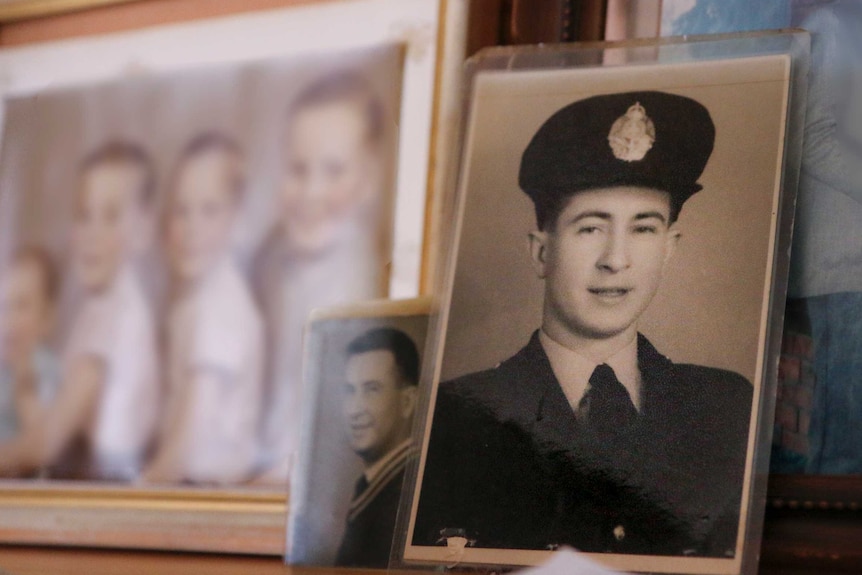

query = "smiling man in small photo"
[414,91,754,558]
[337,327,419,568]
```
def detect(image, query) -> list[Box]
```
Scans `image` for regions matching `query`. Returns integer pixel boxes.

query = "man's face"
[529,186,680,346]
[342,349,416,464]
[74,163,144,292]
[0,260,53,369]
[167,152,238,282]
[281,99,376,256]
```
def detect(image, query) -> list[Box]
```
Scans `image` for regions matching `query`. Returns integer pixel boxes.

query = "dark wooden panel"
[760,475,862,573]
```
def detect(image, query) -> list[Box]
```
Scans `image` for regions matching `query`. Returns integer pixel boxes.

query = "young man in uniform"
[336,327,419,568]
[414,91,753,558]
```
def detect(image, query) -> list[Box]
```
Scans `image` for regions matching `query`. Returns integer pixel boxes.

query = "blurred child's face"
[281,99,378,256]
[74,162,146,292]
[167,151,238,283]
[0,260,53,369]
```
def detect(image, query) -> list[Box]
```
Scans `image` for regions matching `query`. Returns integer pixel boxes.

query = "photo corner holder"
[391,29,810,575]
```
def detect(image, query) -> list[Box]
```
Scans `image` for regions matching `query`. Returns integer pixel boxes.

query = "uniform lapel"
[638,333,680,425]
[633,334,723,539]
[509,332,583,455]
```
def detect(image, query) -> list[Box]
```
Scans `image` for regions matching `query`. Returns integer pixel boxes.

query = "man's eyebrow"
[567,210,668,224]
[569,210,612,224]
[634,211,668,224]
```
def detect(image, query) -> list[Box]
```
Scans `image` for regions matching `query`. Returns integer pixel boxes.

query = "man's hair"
[12,245,60,304]
[346,327,420,387]
[287,71,385,145]
[534,189,682,232]
[80,140,156,206]
[170,130,246,200]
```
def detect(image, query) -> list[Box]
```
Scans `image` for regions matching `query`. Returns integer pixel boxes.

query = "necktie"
[579,363,638,433]
[352,474,369,501]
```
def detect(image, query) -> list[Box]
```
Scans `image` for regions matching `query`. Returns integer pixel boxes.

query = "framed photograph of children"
[287,297,429,568]
[0,0,467,554]
[399,33,808,575]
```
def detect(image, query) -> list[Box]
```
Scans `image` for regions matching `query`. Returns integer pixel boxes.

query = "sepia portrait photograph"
[0,41,404,486]
[403,52,793,574]
[287,298,429,568]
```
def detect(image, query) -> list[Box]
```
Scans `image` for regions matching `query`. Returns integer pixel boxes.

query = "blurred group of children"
[0,71,389,485]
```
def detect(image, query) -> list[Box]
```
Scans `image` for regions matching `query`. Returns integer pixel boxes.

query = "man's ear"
[664,225,682,266]
[400,385,419,419]
[528,230,549,279]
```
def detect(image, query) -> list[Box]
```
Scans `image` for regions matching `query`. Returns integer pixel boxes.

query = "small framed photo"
[399,32,809,574]
[287,297,430,568]
[0,0,465,554]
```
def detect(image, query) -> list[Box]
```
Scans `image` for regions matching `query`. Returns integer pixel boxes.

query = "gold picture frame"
[0,482,285,553]
[0,0,142,23]
[0,0,466,554]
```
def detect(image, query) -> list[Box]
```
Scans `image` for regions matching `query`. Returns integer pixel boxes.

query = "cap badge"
[608,102,655,162]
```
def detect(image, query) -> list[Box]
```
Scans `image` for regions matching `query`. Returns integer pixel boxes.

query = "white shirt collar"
[539,330,642,411]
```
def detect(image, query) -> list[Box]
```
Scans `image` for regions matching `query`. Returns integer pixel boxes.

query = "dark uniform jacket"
[413,332,752,557]
[336,442,413,568]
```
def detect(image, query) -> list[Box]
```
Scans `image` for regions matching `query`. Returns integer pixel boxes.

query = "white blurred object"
[515,548,630,575]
